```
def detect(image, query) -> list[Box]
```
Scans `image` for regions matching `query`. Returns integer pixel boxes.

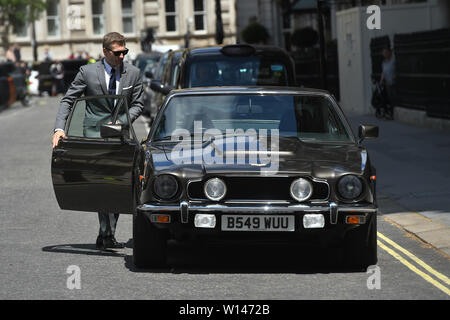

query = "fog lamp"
[194,214,216,228]
[303,214,325,229]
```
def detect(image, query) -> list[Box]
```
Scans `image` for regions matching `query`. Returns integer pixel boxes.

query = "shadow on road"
[42,243,127,258]
[124,240,368,274]
[42,239,370,274]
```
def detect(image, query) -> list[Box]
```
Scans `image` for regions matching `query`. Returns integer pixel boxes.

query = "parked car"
[134,52,162,75]
[0,62,14,110]
[51,86,378,270]
[149,44,296,116]
[149,49,184,121]
[37,61,54,96]
[133,52,162,119]
[0,61,30,109]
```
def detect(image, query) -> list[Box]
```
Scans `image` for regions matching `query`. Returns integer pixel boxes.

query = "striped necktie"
[108,67,116,95]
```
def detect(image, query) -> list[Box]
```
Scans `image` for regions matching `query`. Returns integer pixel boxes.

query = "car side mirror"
[150,80,174,95]
[100,124,125,138]
[358,125,379,143]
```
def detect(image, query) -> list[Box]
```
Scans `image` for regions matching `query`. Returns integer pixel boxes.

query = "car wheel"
[133,209,168,268]
[343,214,377,270]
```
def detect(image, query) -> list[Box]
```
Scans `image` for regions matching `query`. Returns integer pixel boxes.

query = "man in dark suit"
[52,32,144,250]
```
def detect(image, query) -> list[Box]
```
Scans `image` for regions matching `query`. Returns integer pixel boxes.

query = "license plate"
[221,215,295,232]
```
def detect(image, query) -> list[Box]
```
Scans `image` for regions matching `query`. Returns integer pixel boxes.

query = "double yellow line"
[377,232,450,296]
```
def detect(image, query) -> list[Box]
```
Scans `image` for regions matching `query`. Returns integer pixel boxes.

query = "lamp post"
[215,0,224,44]
[317,0,327,90]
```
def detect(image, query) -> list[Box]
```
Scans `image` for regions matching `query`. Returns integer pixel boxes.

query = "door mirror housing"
[358,125,379,143]
[145,71,154,79]
[150,80,174,95]
[101,124,125,138]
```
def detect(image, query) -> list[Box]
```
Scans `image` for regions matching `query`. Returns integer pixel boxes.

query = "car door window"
[66,96,132,141]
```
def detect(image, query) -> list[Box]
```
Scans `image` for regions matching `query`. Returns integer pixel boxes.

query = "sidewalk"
[346,113,450,257]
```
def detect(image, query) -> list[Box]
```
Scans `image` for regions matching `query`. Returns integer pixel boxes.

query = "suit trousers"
[98,212,119,238]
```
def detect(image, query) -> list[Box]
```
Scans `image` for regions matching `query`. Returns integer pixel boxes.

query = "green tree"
[0,0,46,51]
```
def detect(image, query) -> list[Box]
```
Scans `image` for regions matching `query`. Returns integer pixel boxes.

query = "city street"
[0,96,449,300]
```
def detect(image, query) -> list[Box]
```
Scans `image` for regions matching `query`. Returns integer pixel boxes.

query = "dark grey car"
[51,87,379,270]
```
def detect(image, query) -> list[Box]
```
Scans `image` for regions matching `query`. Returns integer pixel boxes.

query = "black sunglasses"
[106,48,129,56]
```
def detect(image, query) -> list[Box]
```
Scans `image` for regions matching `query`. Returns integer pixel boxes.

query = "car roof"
[185,44,290,56]
[135,52,162,59]
[168,86,330,96]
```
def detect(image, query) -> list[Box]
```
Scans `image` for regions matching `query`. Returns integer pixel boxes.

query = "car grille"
[187,177,329,202]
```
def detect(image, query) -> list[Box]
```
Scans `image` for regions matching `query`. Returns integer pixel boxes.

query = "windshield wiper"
[153,133,210,143]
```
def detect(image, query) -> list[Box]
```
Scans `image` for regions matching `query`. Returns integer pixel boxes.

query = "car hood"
[150,136,366,178]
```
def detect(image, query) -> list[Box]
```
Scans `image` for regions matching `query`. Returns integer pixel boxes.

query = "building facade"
[7,0,237,62]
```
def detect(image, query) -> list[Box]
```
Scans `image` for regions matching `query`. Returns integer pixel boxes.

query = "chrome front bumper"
[137,202,377,225]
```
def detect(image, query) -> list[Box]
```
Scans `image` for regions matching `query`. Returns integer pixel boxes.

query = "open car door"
[51,95,141,214]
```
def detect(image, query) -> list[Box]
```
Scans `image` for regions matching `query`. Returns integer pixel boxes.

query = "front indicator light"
[150,214,171,223]
[346,215,366,224]
[194,214,216,228]
[303,214,325,229]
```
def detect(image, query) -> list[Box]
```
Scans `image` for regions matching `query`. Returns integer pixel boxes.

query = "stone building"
[6,0,237,62]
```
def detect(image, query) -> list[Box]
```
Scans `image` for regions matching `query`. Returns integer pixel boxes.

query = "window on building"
[15,23,29,38]
[165,0,177,32]
[92,0,105,35]
[47,0,60,36]
[122,0,135,34]
[193,0,205,31]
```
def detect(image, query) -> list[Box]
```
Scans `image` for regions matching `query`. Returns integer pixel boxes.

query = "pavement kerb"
[377,194,450,259]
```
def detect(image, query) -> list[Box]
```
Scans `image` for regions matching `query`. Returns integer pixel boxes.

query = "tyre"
[133,209,168,268]
[343,214,377,270]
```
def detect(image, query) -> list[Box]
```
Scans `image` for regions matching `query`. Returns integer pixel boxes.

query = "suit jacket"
[54,59,144,135]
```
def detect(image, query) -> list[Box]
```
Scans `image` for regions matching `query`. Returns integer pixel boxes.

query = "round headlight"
[290,178,313,202]
[153,175,178,199]
[204,178,227,201]
[338,175,363,200]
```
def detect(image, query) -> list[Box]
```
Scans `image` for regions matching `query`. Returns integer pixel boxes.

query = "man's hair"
[103,32,126,49]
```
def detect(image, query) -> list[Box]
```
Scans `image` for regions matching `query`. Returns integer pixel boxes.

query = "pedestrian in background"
[6,46,16,62]
[50,59,65,95]
[13,43,21,62]
[380,47,396,119]
[44,47,53,62]
[52,32,144,250]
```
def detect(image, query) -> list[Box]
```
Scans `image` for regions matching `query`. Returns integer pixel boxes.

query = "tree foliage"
[291,27,319,48]
[0,0,46,50]
[241,22,270,45]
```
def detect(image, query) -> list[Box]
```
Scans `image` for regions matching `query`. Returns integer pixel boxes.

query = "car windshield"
[136,56,160,73]
[187,55,291,87]
[153,94,353,143]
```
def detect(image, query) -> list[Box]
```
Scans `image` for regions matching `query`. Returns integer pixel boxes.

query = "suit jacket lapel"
[97,62,108,95]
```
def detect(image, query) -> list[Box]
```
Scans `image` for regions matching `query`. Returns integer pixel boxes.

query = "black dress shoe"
[104,236,125,249]
[96,235,106,250]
